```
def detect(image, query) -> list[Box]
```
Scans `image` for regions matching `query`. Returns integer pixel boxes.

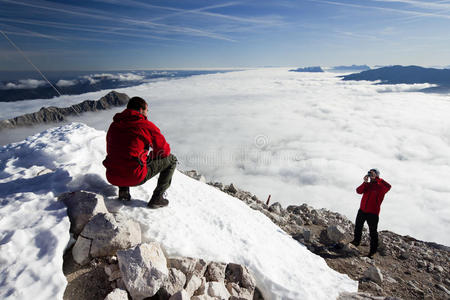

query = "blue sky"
[1,0,450,70]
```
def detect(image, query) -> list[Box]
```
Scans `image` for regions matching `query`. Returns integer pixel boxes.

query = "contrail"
[0,30,62,96]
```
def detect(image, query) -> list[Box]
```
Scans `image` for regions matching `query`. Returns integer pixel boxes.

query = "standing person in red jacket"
[103,96,177,208]
[351,168,391,258]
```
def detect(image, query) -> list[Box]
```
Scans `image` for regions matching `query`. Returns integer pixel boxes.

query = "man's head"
[127,96,148,117]
[368,168,380,179]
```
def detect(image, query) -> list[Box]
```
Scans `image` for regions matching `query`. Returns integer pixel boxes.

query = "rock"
[337,291,387,299]
[227,184,238,194]
[385,276,397,284]
[104,288,128,300]
[191,295,215,300]
[72,235,92,265]
[289,214,304,226]
[326,225,346,243]
[105,264,122,281]
[268,202,284,215]
[303,228,312,242]
[59,191,108,235]
[408,281,424,295]
[185,170,207,183]
[205,262,227,282]
[117,243,168,300]
[185,274,204,296]
[341,243,360,256]
[81,213,141,258]
[417,259,428,268]
[435,265,444,273]
[226,281,254,299]
[225,263,256,297]
[116,278,126,290]
[164,268,187,296]
[399,249,410,260]
[206,281,231,299]
[169,257,207,280]
[363,266,383,284]
[169,290,190,300]
[436,284,450,295]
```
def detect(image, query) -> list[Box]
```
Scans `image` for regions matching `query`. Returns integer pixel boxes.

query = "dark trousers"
[353,209,379,254]
[119,154,177,199]
[141,154,177,199]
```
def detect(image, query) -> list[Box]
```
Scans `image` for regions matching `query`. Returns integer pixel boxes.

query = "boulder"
[169,290,190,300]
[104,288,128,300]
[363,266,384,284]
[185,170,207,183]
[268,202,284,215]
[163,268,187,296]
[59,191,108,235]
[72,235,92,265]
[72,236,92,265]
[169,257,207,280]
[289,214,304,226]
[81,213,141,258]
[117,243,168,300]
[337,291,387,299]
[185,274,204,296]
[225,263,256,297]
[303,228,311,242]
[205,262,227,282]
[206,281,231,299]
[326,225,346,243]
[227,184,238,194]
[105,264,122,282]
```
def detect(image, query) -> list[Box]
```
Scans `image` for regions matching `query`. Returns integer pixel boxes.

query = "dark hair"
[127,97,147,111]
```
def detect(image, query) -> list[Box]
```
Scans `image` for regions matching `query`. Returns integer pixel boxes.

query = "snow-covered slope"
[0,123,357,299]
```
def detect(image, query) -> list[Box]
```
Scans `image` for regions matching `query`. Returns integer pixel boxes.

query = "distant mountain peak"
[289,66,324,73]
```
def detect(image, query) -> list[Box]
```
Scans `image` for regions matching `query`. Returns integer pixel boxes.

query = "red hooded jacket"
[356,178,391,215]
[103,109,171,187]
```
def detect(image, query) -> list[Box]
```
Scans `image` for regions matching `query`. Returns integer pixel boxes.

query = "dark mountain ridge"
[341,65,450,93]
[0,91,129,130]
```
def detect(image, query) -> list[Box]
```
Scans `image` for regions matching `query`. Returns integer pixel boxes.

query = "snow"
[0,123,357,299]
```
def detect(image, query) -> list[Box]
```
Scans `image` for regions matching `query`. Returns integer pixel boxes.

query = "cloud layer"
[0,79,47,90]
[1,69,449,245]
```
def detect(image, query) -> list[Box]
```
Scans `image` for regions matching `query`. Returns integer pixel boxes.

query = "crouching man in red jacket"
[351,168,391,258]
[103,96,177,208]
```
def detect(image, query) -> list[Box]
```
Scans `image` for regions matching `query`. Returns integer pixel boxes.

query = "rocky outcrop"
[117,243,169,300]
[0,91,129,130]
[72,213,141,265]
[289,66,324,72]
[104,288,128,300]
[58,191,109,235]
[181,171,450,300]
[61,190,258,300]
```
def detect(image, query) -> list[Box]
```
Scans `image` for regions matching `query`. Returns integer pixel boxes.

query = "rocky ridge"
[182,170,450,300]
[61,191,261,300]
[0,91,129,130]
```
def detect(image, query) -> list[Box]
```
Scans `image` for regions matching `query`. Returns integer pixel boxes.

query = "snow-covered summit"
[0,123,357,299]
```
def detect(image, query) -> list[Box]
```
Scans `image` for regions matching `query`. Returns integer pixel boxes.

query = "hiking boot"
[118,187,131,201]
[350,240,360,247]
[147,194,169,208]
[367,250,376,259]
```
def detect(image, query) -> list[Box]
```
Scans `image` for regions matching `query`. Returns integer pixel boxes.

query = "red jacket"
[356,178,391,215]
[103,109,170,186]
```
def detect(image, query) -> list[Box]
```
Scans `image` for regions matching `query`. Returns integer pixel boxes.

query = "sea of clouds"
[1,68,449,245]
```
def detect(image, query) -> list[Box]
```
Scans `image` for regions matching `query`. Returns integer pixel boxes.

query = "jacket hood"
[113,108,147,123]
